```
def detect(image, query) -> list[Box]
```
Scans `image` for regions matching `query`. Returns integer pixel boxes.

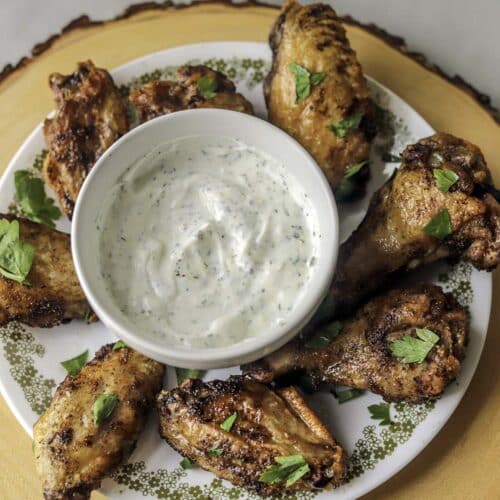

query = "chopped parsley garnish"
[368,403,392,426]
[14,170,61,228]
[305,321,343,349]
[259,454,310,487]
[112,340,127,351]
[180,457,193,469]
[390,328,440,364]
[220,412,237,432]
[328,112,363,138]
[197,76,217,100]
[93,393,118,425]
[0,219,34,285]
[335,388,365,403]
[207,446,223,457]
[175,368,206,384]
[343,160,368,179]
[60,350,88,376]
[433,168,459,192]
[423,208,452,240]
[289,62,325,104]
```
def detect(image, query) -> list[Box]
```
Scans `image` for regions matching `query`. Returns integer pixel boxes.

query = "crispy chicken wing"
[157,376,347,496]
[264,0,376,194]
[243,284,468,403]
[130,65,254,123]
[0,214,91,327]
[43,60,128,218]
[33,344,164,500]
[314,132,500,323]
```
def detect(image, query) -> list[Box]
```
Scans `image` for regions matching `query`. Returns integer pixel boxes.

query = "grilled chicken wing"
[243,284,468,403]
[130,65,254,123]
[0,214,91,327]
[43,60,128,218]
[313,132,500,324]
[157,376,347,496]
[264,0,376,194]
[33,344,164,500]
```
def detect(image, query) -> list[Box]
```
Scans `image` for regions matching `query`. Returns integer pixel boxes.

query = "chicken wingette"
[243,284,468,403]
[0,214,91,327]
[130,65,254,123]
[264,0,376,195]
[43,60,128,219]
[157,376,347,496]
[313,132,500,324]
[33,343,164,500]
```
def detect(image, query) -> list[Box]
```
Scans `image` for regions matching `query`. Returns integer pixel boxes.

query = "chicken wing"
[43,60,128,218]
[33,343,164,500]
[244,284,468,403]
[0,214,91,327]
[264,0,376,194]
[313,132,500,324]
[130,65,254,123]
[157,376,347,496]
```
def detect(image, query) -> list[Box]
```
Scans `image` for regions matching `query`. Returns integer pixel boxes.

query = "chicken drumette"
[130,65,254,123]
[243,284,468,403]
[157,376,347,496]
[33,344,164,500]
[43,60,128,218]
[264,0,376,194]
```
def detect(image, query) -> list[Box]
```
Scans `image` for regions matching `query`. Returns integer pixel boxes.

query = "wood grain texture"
[0,3,498,500]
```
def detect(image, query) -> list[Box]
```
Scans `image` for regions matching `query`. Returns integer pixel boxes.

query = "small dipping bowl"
[72,109,338,369]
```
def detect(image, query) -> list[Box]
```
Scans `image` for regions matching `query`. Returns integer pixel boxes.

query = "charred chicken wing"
[43,60,128,218]
[33,344,164,500]
[130,65,254,123]
[264,0,376,193]
[0,214,91,327]
[243,284,468,403]
[157,376,347,495]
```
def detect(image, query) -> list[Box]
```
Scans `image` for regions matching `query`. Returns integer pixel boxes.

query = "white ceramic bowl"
[72,109,338,369]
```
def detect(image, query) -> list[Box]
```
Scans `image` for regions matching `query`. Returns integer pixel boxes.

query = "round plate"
[0,42,491,499]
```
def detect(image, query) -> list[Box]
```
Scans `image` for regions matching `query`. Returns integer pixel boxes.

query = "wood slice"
[0,3,498,500]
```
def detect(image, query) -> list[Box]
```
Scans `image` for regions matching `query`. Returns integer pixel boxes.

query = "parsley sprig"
[329,112,363,138]
[176,367,206,384]
[433,168,459,192]
[0,219,34,284]
[61,350,88,376]
[93,393,118,425]
[259,454,310,487]
[368,403,392,426]
[220,412,237,432]
[289,63,325,104]
[390,328,440,364]
[423,208,453,240]
[197,76,217,100]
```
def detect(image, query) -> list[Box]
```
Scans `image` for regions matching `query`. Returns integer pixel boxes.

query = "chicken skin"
[130,65,254,123]
[264,0,376,194]
[157,377,347,496]
[313,132,500,324]
[43,61,128,218]
[0,214,91,327]
[243,284,468,403]
[33,344,164,500]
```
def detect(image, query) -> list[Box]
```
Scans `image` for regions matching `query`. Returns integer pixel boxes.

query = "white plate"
[0,42,491,499]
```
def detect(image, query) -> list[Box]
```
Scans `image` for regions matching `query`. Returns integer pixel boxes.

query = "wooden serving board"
[0,3,498,499]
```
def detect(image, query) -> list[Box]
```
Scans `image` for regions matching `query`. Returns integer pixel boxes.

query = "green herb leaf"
[197,76,217,100]
[220,412,237,432]
[423,208,453,240]
[207,446,223,457]
[83,307,92,324]
[0,219,34,284]
[60,350,88,376]
[433,168,459,192]
[175,367,206,384]
[112,340,127,351]
[328,112,364,138]
[14,170,61,228]
[289,63,324,104]
[305,321,343,349]
[368,403,392,426]
[93,393,118,425]
[180,457,193,469]
[343,160,368,179]
[390,328,440,364]
[259,454,310,487]
[335,388,365,404]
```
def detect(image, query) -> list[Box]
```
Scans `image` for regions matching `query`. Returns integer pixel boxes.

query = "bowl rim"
[72,108,339,368]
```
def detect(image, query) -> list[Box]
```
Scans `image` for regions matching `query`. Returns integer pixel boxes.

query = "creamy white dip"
[98,136,320,348]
